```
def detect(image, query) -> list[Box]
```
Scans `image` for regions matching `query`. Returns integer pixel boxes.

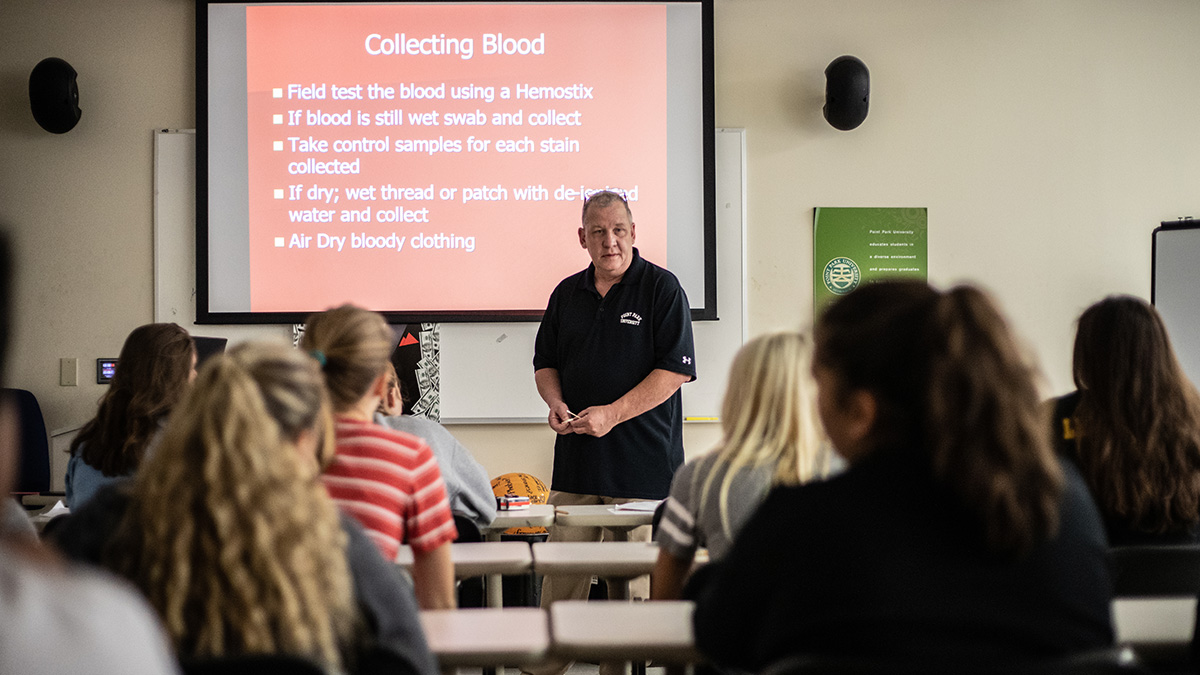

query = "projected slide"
[234,3,669,313]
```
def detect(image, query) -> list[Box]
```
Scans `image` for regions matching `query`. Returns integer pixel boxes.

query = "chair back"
[1110,545,1200,597]
[453,512,486,608]
[192,336,228,368]
[651,499,666,537]
[454,513,483,543]
[3,389,49,493]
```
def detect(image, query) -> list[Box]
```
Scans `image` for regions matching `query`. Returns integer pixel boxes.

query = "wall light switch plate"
[59,357,78,386]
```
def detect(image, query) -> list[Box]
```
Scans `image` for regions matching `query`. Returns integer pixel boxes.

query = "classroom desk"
[420,607,550,669]
[478,506,554,609]
[532,541,660,601]
[396,541,533,578]
[549,600,700,675]
[552,504,657,541]
[482,503,556,541]
[27,500,68,533]
[396,541,533,608]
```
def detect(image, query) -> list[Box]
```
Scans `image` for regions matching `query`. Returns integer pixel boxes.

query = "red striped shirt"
[322,417,456,559]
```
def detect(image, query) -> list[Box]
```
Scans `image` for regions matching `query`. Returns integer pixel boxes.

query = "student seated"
[303,305,457,609]
[376,361,497,530]
[52,343,437,675]
[0,232,178,674]
[691,281,1114,672]
[651,331,827,599]
[66,323,195,509]
[1053,295,1200,546]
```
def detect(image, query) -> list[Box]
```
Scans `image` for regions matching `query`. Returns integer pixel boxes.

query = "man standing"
[532,190,695,640]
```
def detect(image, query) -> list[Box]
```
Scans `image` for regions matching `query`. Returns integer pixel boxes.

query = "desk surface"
[395,541,533,578]
[532,541,660,578]
[420,607,550,667]
[484,503,556,533]
[549,600,700,663]
[553,504,657,530]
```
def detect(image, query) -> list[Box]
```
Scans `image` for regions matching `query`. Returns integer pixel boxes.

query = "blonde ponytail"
[301,304,394,412]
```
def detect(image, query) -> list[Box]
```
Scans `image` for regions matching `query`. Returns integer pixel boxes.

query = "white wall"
[1,0,1198,483]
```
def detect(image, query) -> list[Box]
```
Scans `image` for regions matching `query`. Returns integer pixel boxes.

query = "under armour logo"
[682,356,692,365]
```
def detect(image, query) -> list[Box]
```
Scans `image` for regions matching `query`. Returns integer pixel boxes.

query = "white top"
[0,541,180,675]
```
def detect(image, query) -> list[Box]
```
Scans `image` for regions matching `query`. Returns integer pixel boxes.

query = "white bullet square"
[274,189,284,199]
[273,114,284,124]
[273,140,284,151]
[274,237,286,247]
[273,88,283,98]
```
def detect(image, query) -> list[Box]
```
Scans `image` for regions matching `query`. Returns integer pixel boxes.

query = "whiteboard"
[154,128,746,420]
[1153,223,1200,386]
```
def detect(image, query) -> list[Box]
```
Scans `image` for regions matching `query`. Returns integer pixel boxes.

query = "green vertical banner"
[813,207,928,316]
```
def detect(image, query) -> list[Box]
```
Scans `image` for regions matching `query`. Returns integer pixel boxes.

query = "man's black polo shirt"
[533,248,696,499]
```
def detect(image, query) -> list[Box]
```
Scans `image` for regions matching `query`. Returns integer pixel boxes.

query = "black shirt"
[533,248,696,499]
[691,448,1114,671]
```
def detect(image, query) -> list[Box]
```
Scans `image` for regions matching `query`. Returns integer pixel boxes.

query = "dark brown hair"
[71,323,195,476]
[1070,295,1200,535]
[815,281,1063,557]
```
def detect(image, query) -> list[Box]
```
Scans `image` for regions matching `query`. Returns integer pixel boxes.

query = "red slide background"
[244,4,668,312]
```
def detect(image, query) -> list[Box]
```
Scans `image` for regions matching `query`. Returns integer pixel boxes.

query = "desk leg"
[604,575,631,601]
[487,572,504,608]
[482,533,502,675]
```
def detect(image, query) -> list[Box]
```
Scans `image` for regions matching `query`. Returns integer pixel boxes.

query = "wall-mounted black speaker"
[29,57,81,134]
[824,56,869,131]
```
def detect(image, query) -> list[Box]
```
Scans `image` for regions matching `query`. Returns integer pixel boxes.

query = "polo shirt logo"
[620,311,642,326]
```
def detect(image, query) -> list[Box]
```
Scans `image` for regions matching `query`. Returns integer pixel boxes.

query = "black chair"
[1110,545,1200,597]
[454,513,486,608]
[192,336,228,368]
[3,388,50,494]
[357,646,421,675]
[759,647,1147,675]
[1109,545,1200,669]
[651,499,667,537]
[179,653,325,675]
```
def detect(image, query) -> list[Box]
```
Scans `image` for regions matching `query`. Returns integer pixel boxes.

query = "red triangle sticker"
[398,333,419,347]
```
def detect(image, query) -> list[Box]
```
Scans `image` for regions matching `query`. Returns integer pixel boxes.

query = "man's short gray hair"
[581,190,632,223]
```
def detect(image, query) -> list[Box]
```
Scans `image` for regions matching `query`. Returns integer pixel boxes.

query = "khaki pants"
[523,491,654,675]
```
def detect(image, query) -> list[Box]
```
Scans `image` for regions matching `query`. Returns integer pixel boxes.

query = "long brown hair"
[115,342,355,669]
[70,323,194,476]
[815,281,1062,557]
[1071,295,1200,535]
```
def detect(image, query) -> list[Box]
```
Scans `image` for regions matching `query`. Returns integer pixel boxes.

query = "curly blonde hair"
[115,342,358,669]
